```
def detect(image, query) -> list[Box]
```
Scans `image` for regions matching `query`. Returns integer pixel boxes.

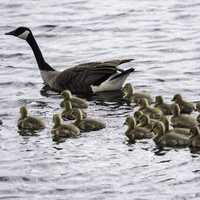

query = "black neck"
[27,33,54,71]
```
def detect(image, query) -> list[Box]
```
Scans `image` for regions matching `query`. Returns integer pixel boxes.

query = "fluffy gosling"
[18,106,45,131]
[51,114,80,138]
[122,83,153,105]
[172,94,195,114]
[124,116,154,143]
[73,109,105,132]
[60,90,88,109]
[171,104,198,129]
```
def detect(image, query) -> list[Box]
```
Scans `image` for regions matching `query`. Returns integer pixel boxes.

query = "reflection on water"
[1,0,200,199]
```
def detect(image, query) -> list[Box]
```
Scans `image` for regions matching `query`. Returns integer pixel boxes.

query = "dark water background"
[1,0,200,199]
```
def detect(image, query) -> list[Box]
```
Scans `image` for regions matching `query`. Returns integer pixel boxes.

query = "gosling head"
[20,106,28,119]
[61,90,72,100]
[53,114,62,127]
[155,96,164,104]
[172,94,182,102]
[124,116,136,129]
[5,27,31,41]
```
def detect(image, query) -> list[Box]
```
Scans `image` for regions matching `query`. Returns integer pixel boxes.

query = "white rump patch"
[18,30,30,40]
[91,72,130,93]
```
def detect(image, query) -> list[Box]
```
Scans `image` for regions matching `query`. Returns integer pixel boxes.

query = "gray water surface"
[1,0,200,199]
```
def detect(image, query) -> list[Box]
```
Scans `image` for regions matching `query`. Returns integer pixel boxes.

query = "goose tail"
[91,68,135,93]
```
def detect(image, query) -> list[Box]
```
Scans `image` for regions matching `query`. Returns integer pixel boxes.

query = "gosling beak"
[123,121,127,126]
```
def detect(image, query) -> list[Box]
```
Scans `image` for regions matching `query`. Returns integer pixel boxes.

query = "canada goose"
[172,94,195,114]
[124,116,154,142]
[18,106,45,130]
[73,109,105,132]
[122,83,153,105]
[60,90,88,109]
[171,104,198,129]
[61,100,87,120]
[51,114,80,138]
[6,27,134,94]
[138,98,163,119]
[189,127,200,148]
[154,96,173,115]
[152,121,189,147]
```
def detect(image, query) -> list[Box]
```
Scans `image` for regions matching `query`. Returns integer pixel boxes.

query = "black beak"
[5,30,15,36]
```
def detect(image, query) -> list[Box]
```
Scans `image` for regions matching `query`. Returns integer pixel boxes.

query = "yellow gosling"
[152,121,189,147]
[138,98,163,119]
[60,90,88,109]
[51,114,80,138]
[122,83,153,105]
[18,106,45,131]
[154,96,173,115]
[74,109,105,132]
[124,116,154,143]
[172,94,195,114]
[171,104,198,129]
[62,100,87,120]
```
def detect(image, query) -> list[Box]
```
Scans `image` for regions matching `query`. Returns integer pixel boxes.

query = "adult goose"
[5,27,134,94]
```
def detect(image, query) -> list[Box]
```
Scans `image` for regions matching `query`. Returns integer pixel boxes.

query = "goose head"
[124,116,136,129]
[53,114,62,128]
[20,106,28,119]
[155,96,164,105]
[5,27,31,41]
[172,103,181,116]
[152,121,165,136]
[64,100,73,111]
[61,90,72,100]
[172,94,182,103]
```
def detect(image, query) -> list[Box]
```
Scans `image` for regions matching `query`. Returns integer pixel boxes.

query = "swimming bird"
[122,83,153,105]
[6,27,134,94]
[61,100,87,120]
[171,104,197,129]
[154,96,173,115]
[124,116,154,142]
[172,94,195,114]
[189,126,200,148]
[138,98,163,119]
[73,109,105,132]
[152,121,189,147]
[51,114,80,138]
[17,106,45,131]
[60,90,88,109]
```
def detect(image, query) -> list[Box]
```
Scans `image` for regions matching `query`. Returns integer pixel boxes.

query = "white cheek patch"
[18,30,30,40]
